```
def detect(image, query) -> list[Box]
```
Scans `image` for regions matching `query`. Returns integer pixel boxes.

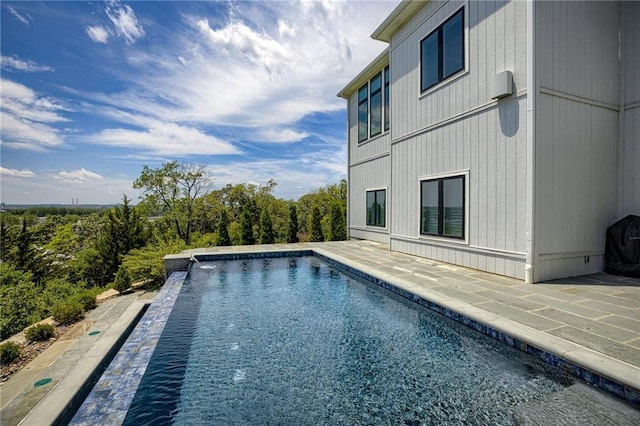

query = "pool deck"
[2,240,639,424]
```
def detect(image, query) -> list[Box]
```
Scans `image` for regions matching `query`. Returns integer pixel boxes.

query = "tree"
[217,209,231,246]
[16,218,32,271]
[308,205,324,242]
[240,207,255,245]
[259,207,275,244]
[328,203,347,241]
[113,265,131,293]
[134,161,213,245]
[95,195,149,286]
[287,204,299,243]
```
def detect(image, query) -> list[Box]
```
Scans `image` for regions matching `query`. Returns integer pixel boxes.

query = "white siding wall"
[533,1,620,281]
[619,1,640,218]
[387,0,528,279]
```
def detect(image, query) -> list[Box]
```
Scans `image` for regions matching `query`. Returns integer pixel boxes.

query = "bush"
[42,279,81,316]
[52,301,84,325]
[0,341,21,364]
[0,281,43,340]
[72,291,97,311]
[25,323,55,342]
[113,266,131,293]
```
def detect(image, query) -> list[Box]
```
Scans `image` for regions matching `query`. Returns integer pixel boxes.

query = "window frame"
[420,7,465,93]
[357,84,369,143]
[366,189,386,227]
[357,66,390,143]
[420,175,465,240]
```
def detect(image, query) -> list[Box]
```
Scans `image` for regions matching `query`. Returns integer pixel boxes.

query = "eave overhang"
[371,0,428,42]
[337,48,389,99]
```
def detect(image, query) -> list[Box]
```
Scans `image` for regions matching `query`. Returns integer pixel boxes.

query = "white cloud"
[56,168,103,184]
[105,1,145,44]
[1,55,53,72]
[86,25,110,43]
[86,120,240,157]
[5,5,30,25]
[197,18,291,71]
[0,167,36,178]
[0,79,69,151]
[255,128,309,144]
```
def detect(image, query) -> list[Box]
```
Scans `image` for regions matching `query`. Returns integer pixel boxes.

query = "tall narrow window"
[421,176,464,239]
[366,189,386,227]
[384,66,390,131]
[358,84,368,142]
[370,73,382,137]
[420,8,464,92]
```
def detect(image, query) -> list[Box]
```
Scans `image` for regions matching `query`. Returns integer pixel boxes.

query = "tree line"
[0,161,347,339]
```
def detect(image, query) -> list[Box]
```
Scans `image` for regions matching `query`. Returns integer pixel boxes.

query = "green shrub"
[0,341,21,364]
[52,301,84,325]
[42,279,82,316]
[72,291,97,311]
[0,281,43,340]
[25,323,55,342]
[113,266,131,293]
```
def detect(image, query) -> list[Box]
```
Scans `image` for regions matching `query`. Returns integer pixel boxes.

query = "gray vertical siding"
[386,0,528,279]
[349,156,391,243]
[619,1,640,218]
[533,1,621,281]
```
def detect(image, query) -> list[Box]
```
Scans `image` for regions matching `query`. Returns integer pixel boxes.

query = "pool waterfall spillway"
[68,248,639,424]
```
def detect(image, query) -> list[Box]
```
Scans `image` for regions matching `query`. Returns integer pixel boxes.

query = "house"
[338,0,639,283]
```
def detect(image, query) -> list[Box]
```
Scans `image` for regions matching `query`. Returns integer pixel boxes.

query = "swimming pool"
[101,256,584,424]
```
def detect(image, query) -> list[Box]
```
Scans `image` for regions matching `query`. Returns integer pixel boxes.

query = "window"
[366,189,386,227]
[420,8,464,92]
[384,66,390,131]
[370,72,382,136]
[358,84,368,142]
[421,176,464,238]
[357,67,390,142]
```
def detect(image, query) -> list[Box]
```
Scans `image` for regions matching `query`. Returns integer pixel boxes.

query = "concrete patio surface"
[2,240,638,425]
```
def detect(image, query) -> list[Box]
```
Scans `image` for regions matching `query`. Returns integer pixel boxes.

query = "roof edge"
[371,0,428,42]
[337,48,389,99]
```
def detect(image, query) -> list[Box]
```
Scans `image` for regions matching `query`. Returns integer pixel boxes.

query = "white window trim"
[418,4,469,99]
[365,186,388,230]
[417,170,469,245]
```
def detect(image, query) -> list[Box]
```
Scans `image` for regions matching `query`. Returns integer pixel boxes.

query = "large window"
[420,8,464,92]
[421,176,464,239]
[366,189,386,227]
[357,67,390,142]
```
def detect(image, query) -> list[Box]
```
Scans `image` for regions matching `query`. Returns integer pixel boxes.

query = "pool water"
[124,256,574,425]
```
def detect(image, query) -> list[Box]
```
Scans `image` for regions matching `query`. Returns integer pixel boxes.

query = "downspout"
[616,0,625,219]
[525,0,536,284]
[346,97,351,239]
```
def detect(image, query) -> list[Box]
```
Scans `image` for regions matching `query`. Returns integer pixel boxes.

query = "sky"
[1,0,396,205]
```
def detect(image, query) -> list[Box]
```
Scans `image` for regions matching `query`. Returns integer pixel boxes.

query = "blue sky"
[1,0,395,204]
